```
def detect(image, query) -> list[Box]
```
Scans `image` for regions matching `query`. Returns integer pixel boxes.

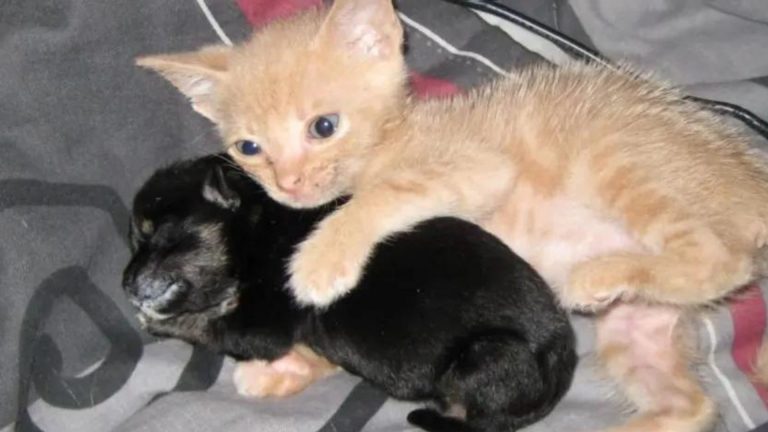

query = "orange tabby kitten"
[137,0,768,430]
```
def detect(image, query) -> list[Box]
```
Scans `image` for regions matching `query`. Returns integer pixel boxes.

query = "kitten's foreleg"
[288,186,462,306]
[288,167,510,306]
[594,304,716,432]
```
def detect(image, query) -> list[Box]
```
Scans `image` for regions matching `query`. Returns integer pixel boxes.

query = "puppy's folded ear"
[136,45,232,121]
[203,166,241,210]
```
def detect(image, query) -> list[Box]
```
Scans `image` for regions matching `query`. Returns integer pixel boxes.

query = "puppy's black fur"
[123,155,577,432]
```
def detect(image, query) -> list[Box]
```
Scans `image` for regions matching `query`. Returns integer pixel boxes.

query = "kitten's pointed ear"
[314,0,403,60]
[203,166,241,210]
[136,45,232,121]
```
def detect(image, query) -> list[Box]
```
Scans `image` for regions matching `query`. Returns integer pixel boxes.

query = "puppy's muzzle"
[122,272,190,319]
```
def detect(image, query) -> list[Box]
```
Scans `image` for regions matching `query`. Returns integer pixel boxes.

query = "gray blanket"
[3,1,768,431]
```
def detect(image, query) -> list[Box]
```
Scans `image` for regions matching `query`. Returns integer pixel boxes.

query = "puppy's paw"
[233,359,312,398]
[288,227,371,307]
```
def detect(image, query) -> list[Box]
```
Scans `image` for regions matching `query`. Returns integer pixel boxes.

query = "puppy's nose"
[134,276,178,302]
[123,271,185,307]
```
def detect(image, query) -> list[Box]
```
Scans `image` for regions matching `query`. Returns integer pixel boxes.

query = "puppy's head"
[122,156,251,321]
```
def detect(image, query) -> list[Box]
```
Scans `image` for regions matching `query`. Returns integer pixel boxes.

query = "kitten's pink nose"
[276,174,304,194]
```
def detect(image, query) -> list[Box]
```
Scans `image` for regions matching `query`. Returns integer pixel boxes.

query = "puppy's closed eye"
[128,217,154,251]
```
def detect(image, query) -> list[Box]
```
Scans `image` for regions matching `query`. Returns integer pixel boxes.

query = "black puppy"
[123,155,577,432]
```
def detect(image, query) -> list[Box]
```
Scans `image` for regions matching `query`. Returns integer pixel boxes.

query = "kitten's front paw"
[233,351,334,398]
[564,255,645,311]
[288,230,371,307]
[233,359,312,398]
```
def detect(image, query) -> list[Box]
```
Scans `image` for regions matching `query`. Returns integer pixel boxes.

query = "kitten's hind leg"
[564,244,753,310]
[563,218,753,310]
[595,304,716,432]
[562,155,759,310]
[599,413,716,432]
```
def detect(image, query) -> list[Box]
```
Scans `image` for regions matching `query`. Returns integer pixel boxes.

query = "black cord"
[443,0,606,63]
[438,0,768,141]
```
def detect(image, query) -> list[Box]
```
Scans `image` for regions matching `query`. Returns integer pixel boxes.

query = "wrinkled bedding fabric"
[2,1,768,431]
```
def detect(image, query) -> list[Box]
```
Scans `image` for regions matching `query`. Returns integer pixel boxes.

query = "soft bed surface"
[2,1,768,431]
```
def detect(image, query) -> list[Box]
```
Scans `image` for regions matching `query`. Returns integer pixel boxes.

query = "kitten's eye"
[234,140,262,156]
[308,114,339,139]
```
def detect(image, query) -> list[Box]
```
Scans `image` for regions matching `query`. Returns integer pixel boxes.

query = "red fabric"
[236,0,321,28]
[729,284,768,407]
[409,73,461,98]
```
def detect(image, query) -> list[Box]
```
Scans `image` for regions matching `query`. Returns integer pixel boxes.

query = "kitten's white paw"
[289,270,359,307]
[288,232,369,307]
[564,255,641,311]
[233,359,313,398]
[561,284,626,312]
[233,360,270,397]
